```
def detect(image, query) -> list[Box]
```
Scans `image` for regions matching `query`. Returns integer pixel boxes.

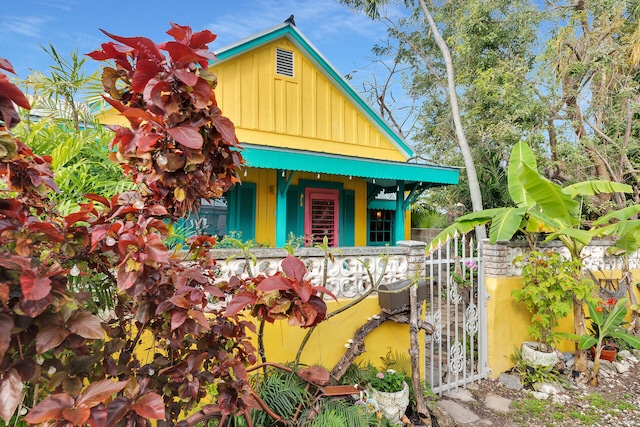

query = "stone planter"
[521,341,558,369]
[368,381,410,424]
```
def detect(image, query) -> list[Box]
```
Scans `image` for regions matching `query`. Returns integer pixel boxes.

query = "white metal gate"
[423,235,488,395]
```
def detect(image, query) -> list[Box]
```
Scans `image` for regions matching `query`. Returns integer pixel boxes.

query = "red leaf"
[172,67,199,86]
[19,295,52,317]
[0,369,22,424]
[20,271,52,301]
[131,59,163,92]
[63,202,95,228]
[23,393,75,423]
[281,255,306,283]
[68,312,105,339]
[144,234,169,264]
[134,132,162,152]
[211,111,238,145]
[169,295,190,309]
[0,283,8,305]
[192,78,215,109]
[293,280,313,303]
[100,30,164,62]
[0,58,16,74]
[88,404,108,427]
[190,29,217,49]
[77,380,127,408]
[36,325,71,353]
[170,310,187,331]
[189,309,210,330]
[162,41,203,69]
[167,125,203,149]
[166,22,191,42]
[62,406,91,425]
[0,313,13,359]
[0,72,30,109]
[27,221,65,242]
[256,275,291,292]
[225,291,256,316]
[131,392,166,420]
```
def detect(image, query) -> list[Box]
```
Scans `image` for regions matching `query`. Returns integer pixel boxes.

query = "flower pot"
[590,346,617,362]
[368,381,410,424]
[521,342,558,370]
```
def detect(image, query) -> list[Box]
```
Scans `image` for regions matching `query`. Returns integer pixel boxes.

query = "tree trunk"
[409,282,431,425]
[417,0,485,240]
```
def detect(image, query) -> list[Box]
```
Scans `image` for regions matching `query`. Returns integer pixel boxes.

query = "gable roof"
[213,21,415,159]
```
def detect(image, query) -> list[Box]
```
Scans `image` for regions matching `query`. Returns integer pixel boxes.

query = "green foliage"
[512,250,592,350]
[304,399,378,427]
[247,367,312,426]
[410,204,447,228]
[509,346,568,391]
[369,369,407,393]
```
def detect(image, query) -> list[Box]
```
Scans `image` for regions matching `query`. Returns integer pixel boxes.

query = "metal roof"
[240,143,460,190]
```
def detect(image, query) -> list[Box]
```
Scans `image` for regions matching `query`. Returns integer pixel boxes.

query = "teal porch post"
[394,180,405,244]
[275,171,290,247]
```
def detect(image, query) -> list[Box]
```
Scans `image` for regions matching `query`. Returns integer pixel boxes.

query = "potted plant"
[572,297,640,385]
[512,251,592,369]
[367,369,410,424]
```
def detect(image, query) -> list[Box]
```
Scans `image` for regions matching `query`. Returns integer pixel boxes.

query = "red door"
[304,188,339,247]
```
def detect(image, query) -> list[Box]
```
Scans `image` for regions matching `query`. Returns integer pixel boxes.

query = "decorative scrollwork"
[425,310,442,344]
[465,303,479,335]
[449,341,465,375]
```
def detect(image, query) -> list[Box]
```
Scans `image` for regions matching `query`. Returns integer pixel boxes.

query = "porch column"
[394,180,405,243]
[275,172,287,247]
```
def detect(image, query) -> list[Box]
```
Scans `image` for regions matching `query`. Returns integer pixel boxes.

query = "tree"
[543,0,640,208]
[340,0,486,240]
[428,141,632,373]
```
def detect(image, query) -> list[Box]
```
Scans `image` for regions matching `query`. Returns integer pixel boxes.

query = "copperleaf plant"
[0,23,333,427]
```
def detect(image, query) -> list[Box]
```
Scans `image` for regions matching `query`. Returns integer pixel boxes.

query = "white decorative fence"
[210,246,409,299]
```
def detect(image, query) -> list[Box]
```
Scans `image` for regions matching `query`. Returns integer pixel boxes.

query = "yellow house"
[184,21,459,247]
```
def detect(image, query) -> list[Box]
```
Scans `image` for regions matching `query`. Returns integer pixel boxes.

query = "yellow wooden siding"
[211,39,406,161]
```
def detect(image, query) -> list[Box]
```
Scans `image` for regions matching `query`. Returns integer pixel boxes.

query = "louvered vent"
[275,48,294,77]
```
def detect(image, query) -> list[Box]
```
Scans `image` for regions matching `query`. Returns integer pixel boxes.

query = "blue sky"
[2,0,395,81]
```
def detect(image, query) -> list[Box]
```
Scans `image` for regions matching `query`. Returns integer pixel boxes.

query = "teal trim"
[241,143,459,188]
[394,181,405,243]
[286,186,304,239]
[343,190,355,246]
[276,173,288,246]
[368,200,396,210]
[228,183,256,240]
[214,23,415,158]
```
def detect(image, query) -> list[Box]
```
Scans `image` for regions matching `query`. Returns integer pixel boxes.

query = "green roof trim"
[240,143,459,188]
[214,23,415,159]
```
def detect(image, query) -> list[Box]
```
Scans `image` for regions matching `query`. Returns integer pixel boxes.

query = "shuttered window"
[275,48,294,77]
[304,188,339,247]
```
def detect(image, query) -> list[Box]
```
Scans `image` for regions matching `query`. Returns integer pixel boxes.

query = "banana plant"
[427,141,633,373]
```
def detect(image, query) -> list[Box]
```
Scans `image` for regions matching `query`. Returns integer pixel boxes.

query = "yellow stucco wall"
[211,39,406,162]
[485,271,640,379]
[259,296,420,370]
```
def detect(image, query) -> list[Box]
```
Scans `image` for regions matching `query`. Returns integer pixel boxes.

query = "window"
[368,209,393,245]
[186,198,228,238]
[275,48,294,77]
[305,188,339,246]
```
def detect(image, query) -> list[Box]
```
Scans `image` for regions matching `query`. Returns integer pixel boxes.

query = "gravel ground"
[427,351,640,426]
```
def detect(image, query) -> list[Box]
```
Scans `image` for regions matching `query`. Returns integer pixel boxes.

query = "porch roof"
[240,143,460,190]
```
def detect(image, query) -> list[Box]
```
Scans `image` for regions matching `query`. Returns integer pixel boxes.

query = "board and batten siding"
[211,39,405,161]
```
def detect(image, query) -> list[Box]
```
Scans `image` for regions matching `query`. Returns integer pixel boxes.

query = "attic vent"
[275,48,294,77]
